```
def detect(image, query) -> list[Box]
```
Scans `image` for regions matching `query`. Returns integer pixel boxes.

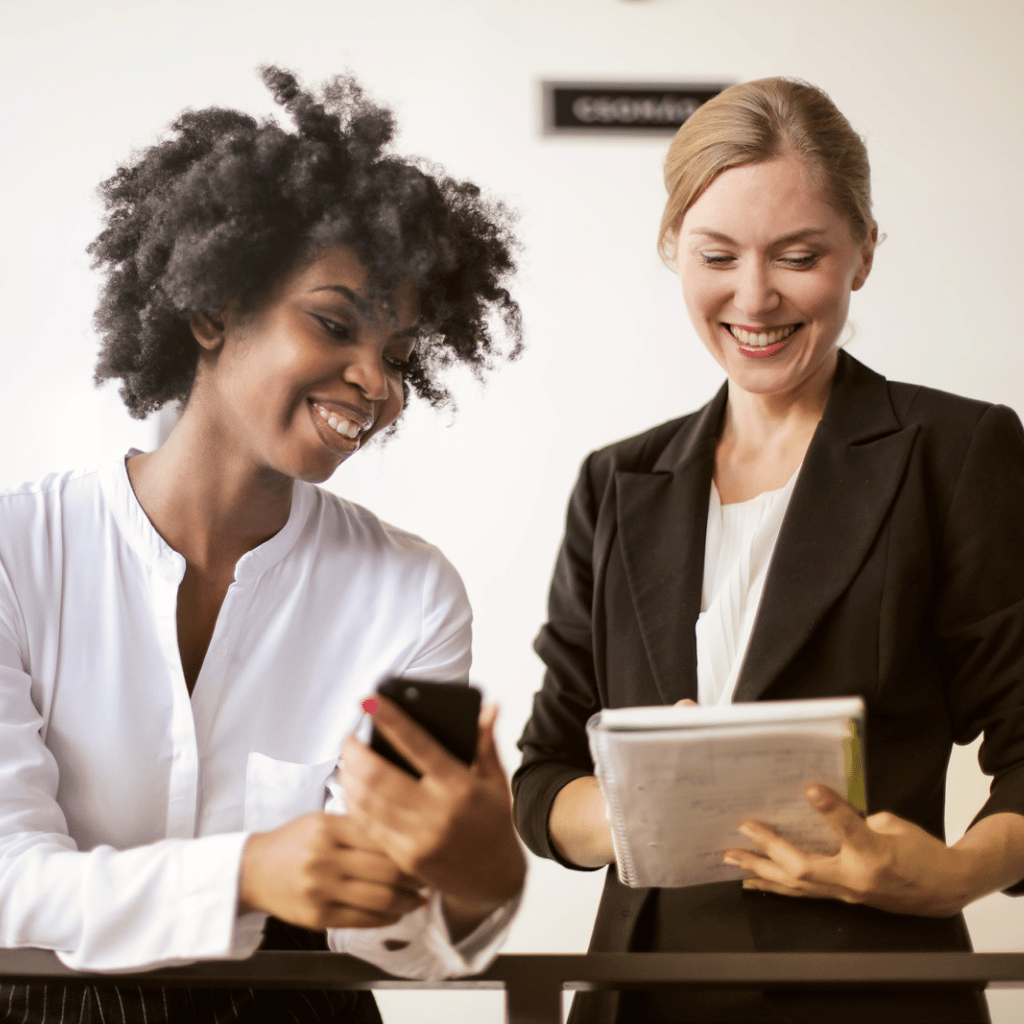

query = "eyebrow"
[310,285,421,337]
[311,284,368,311]
[687,228,828,245]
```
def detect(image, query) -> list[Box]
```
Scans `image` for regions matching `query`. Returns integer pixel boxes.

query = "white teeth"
[327,415,360,439]
[729,324,799,347]
[314,403,363,440]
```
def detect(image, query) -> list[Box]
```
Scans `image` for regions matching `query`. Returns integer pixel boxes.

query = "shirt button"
[215,643,228,658]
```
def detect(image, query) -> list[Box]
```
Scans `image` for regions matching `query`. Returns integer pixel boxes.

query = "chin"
[728,345,837,390]
[275,450,349,485]
[300,460,347,484]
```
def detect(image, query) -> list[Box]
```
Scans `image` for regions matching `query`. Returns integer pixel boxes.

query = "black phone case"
[369,678,481,778]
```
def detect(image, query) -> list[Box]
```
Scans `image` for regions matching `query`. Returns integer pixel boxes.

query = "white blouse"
[0,455,516,978]
[696,469,800,706]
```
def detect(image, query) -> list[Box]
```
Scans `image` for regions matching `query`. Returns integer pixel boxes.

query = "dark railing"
[3,950,1024,1024]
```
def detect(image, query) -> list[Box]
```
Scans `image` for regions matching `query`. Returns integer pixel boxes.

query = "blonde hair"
[658,77,874,262]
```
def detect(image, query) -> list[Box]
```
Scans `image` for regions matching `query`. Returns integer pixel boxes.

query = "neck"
[126,408,294,574]
[722,349,837,455]
[712,350,837,503]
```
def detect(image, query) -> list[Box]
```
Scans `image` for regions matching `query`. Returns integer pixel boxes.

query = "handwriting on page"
[609,731,846,888]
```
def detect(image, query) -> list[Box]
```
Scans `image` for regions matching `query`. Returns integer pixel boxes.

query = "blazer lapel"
[733,352,918,703]
[615,385,727,705]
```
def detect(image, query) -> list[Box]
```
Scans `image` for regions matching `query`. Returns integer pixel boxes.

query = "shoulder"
[301,483,443,556]
[587,416,689,472]
[0,466,102,548]
[880,371,1023,474]
[826,357,1024,540]
[296,483,466,598]
[833,352,1022,464]
[0,465,99,508]
[885,377,1007,435]
[584,397,719,481]
[0,467,103,633]
[838,350,1014,433]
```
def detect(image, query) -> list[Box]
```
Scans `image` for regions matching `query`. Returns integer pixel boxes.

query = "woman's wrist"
[440,892,505,942]
[237,831,270,916]
[441,850,524,942]
[438,830,525,942]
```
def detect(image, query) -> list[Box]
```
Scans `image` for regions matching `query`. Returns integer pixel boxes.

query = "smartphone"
[368,678,482,778]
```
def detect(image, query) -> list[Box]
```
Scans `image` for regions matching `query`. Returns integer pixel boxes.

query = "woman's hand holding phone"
[341,697,526,941]
[238,811,426,929]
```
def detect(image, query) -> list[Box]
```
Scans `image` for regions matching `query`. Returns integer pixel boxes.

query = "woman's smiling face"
[190,246,419,484]
[675,153,876,402]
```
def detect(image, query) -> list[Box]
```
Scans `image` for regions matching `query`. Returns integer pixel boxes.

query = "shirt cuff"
[55,831,256,972]
[329,886,522,981]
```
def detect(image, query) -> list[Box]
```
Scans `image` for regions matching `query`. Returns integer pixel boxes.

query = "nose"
[733,261,780,319]
[342,344,389,402]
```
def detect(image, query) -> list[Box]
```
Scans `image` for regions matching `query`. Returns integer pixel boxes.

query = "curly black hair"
[89,66,522,418]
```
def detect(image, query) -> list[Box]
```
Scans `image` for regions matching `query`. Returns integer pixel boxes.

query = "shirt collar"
[99,451,314,583]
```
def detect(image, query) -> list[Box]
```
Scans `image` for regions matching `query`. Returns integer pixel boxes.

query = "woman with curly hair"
[0,67,525,1022]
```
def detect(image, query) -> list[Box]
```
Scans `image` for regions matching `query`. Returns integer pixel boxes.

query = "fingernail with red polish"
[361,698,379,714]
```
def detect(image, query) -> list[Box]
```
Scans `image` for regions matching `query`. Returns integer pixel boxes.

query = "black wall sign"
[543,81,729,135]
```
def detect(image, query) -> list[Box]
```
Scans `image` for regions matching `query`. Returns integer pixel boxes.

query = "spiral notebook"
[586,696,865,889]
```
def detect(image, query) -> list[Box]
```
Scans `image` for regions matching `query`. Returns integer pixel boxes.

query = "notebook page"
[588,700,863,888]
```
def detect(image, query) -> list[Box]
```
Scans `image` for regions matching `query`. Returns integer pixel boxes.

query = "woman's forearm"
[548,776,615,869]
[950,811,1024,907]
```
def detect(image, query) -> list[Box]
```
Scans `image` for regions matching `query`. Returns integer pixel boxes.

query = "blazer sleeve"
[512,454,606,868]
[935,405,1024,851]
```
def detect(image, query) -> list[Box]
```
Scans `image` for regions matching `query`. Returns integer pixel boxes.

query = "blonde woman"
[514,78,1024,1024]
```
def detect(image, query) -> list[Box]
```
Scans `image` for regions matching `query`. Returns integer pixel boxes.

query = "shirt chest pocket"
[243,752,339,832]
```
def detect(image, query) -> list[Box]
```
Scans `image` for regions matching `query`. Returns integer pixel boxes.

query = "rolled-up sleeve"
[512,455,605,867]
[935,406,1024,851]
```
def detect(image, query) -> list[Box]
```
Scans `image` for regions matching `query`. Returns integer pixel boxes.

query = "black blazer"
[514,352,1024,966]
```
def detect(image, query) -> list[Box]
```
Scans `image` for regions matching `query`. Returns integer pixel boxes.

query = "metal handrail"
[3,949,1024,1024]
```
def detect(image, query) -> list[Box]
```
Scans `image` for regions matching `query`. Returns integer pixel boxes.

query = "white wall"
[2,1,1022,1021]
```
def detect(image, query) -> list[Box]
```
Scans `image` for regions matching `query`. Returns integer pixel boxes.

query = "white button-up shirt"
[0,456,516,978]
